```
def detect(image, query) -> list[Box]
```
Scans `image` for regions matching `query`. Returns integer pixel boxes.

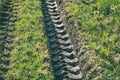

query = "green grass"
[65,0,120,79]
[0,0,120,80]
[5,0,53,80]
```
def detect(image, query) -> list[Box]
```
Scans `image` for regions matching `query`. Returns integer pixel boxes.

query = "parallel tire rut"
[41,0,82,80]
[0,0,19,79]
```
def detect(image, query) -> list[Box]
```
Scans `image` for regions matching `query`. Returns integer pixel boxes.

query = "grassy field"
[0,0,120,80]
[4,0,53,80]
[65,0,120,79]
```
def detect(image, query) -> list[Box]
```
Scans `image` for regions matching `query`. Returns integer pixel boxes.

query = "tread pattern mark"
[41,0,82,80]
[0,0,19,79]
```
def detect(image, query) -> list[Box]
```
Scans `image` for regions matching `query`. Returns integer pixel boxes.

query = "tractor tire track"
[41,0,82,80]
[51,0,104,80]
[0,0,19,79]
[58,1,104,80]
